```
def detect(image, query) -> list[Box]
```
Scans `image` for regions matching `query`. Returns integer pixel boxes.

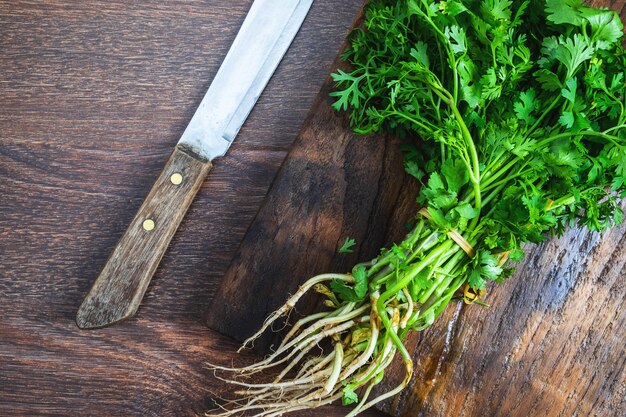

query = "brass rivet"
[143,219,155,231]
[170,172,183,185]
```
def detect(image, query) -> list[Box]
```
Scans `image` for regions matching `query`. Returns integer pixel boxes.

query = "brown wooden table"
[0,1,382,416]
[2,1,625,417]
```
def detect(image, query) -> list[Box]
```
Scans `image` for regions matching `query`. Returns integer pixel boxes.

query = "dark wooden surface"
[77,146,212,330]
[0,1,386,416]
[208,1,626,416]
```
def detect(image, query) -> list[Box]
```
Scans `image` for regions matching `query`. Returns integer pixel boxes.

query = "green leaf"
[330,70,365,112]
[457,55,481,108]
[610,73,624,92]
[410,41,430,68]
[558,111,575,128]
[479,251,504,280]
[339,237,357,254]
[440,0,467,17]
[555,35,595,77]
[413,268,432,290]
[330,280,355,302]
[514,89,538,124]
[508,248,525,262]
[330,265,369,303]
[444,25,467,55]
[429,190,458,209]
[480,0,513,22]
[391,244,407,262]
[342,384,358,406]
[561,77,577,103]
[538,36,560,69]
[441,158,470,193]
[427,207,450,229]
[608,145,626,190]
[614,207,624,225]
[545,0,584,26]
[522,193,546,221]
[511,0,530,26]
[454,202,479,220]
[571,112,591,132]
[468,270,486,290]
[534,69,561,91]
[584,9,624,50]
[405,159,425,181]
[480,68,503,100]
[332,0,626,262]
[485,233,500,249]
[352,265,368,299]
[330,280,353,302]
[422,167,458,209]
[427,172,445,191]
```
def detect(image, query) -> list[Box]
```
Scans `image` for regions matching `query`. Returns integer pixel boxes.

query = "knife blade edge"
[178,0,314,161]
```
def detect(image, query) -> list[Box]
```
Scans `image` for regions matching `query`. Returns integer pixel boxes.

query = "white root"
[229,303,366,373]
[265,318,360,382]
[294,351,335,380]
[346,314,397,392]
[210,273,414,417]
[213,372,324,390]
[278,310,329,349]
[272,340,320,383]
[207,309,363,375]
[239,273,354,351]
[323,342,344,394]
[344,309,401,417]
[337,293,380,382]
[251,393,344,417]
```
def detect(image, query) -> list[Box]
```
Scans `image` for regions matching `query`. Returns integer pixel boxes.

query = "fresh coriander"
[214,1,626,416]
[339,237,357,253]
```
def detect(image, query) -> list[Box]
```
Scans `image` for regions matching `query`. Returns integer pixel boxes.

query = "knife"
[76,0,314,329]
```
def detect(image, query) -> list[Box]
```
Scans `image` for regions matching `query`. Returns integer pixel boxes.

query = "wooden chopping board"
[206,2,626,416]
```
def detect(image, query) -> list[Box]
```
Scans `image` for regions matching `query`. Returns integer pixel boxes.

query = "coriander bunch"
[211,1,626,416]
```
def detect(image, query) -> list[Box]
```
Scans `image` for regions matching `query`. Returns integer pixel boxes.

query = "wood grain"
[77,146,212,329]
[0,0,379,416]
[207,2,626,416]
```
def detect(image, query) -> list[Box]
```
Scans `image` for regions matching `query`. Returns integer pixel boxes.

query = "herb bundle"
[211,1,626,416]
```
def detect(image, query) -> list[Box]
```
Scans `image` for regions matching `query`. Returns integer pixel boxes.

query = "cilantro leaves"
[339,237,357,253]
[341,382,359,405]
[331,0,626,296]
[331,265,369,302]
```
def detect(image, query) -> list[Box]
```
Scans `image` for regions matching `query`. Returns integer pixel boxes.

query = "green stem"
[482,129,625,192]
[416,0,459,103]
[375,241,454,358]
[428,86,482,213]
[417,249,465,304]
[390,110,437,134]
[526,94,561,138]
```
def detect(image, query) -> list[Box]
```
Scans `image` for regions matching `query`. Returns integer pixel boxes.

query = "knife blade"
[76,0,314,329]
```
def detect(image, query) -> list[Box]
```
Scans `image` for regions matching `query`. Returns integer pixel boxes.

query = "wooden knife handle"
[76,145,212,329]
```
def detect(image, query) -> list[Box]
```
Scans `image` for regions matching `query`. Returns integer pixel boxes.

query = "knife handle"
[76,145,212,329]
